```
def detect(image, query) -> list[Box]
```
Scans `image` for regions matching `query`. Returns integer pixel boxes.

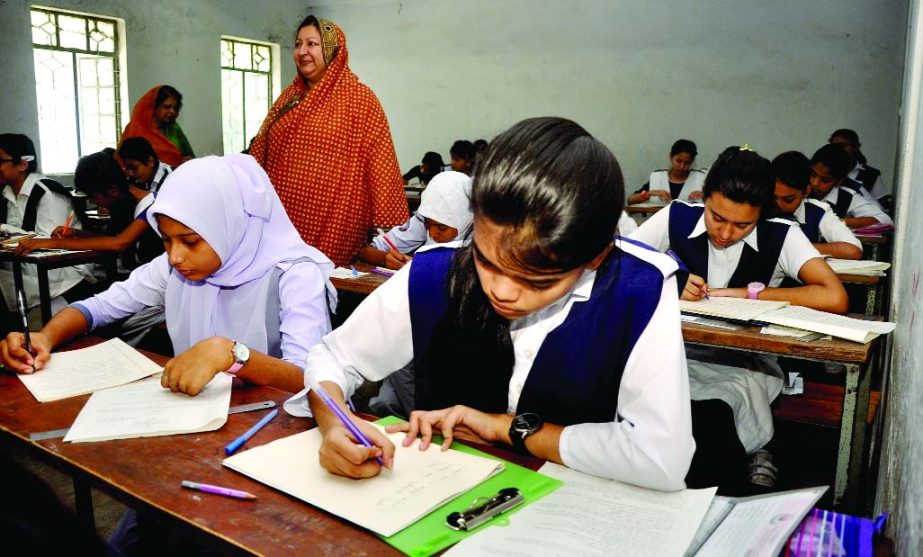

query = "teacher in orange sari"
[121,85,195,168]
[249,16,408,267]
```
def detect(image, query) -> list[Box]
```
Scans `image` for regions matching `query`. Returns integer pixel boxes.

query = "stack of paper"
[680,298,790,322]
[223,425,506,537]
[825,258,891,275]
[18,338,162,402]
[329,266,368,279]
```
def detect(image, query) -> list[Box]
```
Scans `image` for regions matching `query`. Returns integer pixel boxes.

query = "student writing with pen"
[286,118,695,490]
[357,171,473,270]
[630,146,847,492]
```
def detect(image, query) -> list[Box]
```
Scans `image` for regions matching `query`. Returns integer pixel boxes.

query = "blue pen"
[349,264,358,276]
[666,249,709,299]
[225,408,278,455]
[307,375,384,466]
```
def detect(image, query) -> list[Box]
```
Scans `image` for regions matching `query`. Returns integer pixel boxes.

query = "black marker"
[15,289,35,372]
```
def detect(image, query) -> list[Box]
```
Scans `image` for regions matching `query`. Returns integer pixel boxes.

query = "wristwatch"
[747,282,766,300]
[226,341,250,375]
[508,413,543,454]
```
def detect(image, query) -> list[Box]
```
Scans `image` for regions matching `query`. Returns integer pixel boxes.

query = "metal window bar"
[221,38,273,152]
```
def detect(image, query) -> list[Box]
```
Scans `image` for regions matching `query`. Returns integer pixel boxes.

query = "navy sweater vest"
[407,245,664,426]
[778,201,824,243]
[667,202,791,287]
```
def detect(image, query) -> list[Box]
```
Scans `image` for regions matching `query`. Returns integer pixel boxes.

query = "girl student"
[449,139,475,175]
[630,146,847,490]
[808,143,893,229]
[287,117,695,490]
[772,151,862,260]
[118,136,173,193]
[628,139,706,205]
[358,171,473,270]
[16,148,163,267]
[0,154,336,398]
[829,128,888,200]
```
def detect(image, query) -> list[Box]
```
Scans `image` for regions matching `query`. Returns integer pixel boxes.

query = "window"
[221,37,275,154]
[31,7,123,174]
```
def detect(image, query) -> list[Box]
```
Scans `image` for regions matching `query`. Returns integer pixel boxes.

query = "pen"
[181,480,256,500]
[15,289,35,373]
[370,267,394,278]
[224,408,278,455]
[349,264,358,276]
[62,213,73,235]
[307,375,384,466]
[382,235,399,252]
[666,249,709,299]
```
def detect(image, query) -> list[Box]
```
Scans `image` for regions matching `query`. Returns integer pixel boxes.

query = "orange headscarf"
[249,20,408,267]
[121,85,185,167]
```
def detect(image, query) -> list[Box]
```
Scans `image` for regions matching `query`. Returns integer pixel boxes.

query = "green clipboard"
[375,416,563,556]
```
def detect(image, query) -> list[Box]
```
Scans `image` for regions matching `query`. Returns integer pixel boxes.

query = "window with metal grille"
[221,37,274,154]
[30,7,123,174]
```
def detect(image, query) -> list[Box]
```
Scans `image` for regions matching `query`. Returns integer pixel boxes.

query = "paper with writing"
[63,373,232,443]
[760,305,895,343]
[826,258,890,274]
[222,425,504,537]
[680,298,790,322]
[19,338,161,402]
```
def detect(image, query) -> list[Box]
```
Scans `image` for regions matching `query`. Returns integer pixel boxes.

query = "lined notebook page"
[760,306,896,343]
[679,298,790,322]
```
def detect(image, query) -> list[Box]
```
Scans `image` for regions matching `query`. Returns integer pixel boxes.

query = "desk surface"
[625,203,665,214]
[0,248,110,267]
[331,263,390,295]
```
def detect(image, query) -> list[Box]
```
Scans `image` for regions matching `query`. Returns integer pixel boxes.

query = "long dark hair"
[437,117,624,380]
[829,128,866,165]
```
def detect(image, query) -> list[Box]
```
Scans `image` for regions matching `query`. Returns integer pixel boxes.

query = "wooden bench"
[773,381,881,428]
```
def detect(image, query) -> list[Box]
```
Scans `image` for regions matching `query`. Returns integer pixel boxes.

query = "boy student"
[809,143,893,229]
[0,133,95,315]
[631,146,847,490]
[118,136,172,193]
[772,151,862,260]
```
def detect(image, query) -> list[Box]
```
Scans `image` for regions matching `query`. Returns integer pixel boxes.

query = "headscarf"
[248,19,408,266]
[148,154,335,352]
[121,86,193,168]
[417,171,473,233]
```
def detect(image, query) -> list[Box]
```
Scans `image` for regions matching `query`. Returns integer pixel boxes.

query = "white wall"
[0,0,307,170]
[877,0,923,551]
[314,0,908,190]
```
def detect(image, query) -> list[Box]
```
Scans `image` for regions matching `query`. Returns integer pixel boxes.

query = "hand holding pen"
[2,291,52,373]
[381,236,411,270]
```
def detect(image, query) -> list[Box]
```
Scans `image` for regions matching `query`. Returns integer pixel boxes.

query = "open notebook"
[680,298,896,343]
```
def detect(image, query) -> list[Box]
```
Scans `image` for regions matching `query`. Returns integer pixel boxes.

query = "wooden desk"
[330,264,390,296]
[0,338,405,555]
[0,249,116,324]
[624,203,666,215]
[682,321,879,512]
[855,233,890,262]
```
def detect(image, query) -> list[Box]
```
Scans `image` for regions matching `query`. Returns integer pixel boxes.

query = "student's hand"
[161,337,231,396]
[51,226,78,239]
[681,273,710,301]
[0,332,52,373]
[384,250,412,270]
[687,191,704,202]
[318,421,395,478]
[386,405,510,452]
[639,191,651,201]
[14,238,56,255]
[650,190,672,202]
[707,287,747,299]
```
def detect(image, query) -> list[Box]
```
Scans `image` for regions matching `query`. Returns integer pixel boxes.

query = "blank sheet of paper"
[64,373,232,443]
[223,425,504,537]
[19,338,162,402]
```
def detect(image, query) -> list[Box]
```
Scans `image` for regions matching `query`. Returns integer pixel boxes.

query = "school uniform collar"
[688,213,760,251]
[2,172,42,203]
[793,200,807,224]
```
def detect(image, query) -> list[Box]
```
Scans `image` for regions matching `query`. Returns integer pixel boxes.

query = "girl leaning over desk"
[287,117,695,491]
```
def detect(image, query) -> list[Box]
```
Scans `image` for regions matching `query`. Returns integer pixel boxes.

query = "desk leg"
[37,266,51,324]
[835,362,871,512]
[865,284,879,316]
[73,476,97,535]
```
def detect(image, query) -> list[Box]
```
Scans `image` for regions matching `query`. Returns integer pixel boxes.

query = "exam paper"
[680,298,790,322]
[330,266,368,279]
[445,462,717,557]
[64,373,232,443]
[760,306,895,343]
[19,338,162,402]
[223,425,505,537]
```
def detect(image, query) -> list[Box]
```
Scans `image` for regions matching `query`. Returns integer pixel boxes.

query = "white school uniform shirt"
[617,210,638,235]
[648,169,706,202]
[628,202,821,288]
[794,199,862,250]
[848,162,890,199]
[147,161,173,193]
[822,186,893,226]
[370,213,430,253]
[285,239,695,491]
[0,173,94,310]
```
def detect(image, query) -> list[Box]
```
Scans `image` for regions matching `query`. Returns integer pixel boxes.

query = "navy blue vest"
[407,245,664,426]
[667,202,791,287]
[855,165,880,190]
[782,200,825,243]
[829,186,855,218]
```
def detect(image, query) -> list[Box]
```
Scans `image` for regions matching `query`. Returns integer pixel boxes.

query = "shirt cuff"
[68,302,95,330]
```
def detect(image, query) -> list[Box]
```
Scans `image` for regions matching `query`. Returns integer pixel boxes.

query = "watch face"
[514,413,542,434]
[232,342,250,363]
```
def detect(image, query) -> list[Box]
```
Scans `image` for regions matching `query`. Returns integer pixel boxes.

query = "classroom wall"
[877,0,923,551]
[0,0,307,171]
[312,0,908,191]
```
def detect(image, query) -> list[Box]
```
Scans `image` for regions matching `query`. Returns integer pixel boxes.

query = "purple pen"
[307,375,385,466]
[181,480,256,500]
[370,267,394,278]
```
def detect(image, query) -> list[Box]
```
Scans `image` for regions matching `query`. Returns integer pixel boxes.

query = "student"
[358,171,473,270]
[402,151,444,186]
[628,139,706,205]
[0,154,336,398]
[0,133,95,315]
[15,149,163,267]
[286,117,694,491]
[118,136,173,193]
[772,151,862,260]
[630,146,847,489]
[449,139,475,175]
[829,128,888,200]
[809,143,893,229]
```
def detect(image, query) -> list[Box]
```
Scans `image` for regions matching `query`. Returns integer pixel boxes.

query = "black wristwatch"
[508,413,543,454]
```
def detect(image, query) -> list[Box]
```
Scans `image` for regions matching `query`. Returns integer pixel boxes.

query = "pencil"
[224,408,278,455]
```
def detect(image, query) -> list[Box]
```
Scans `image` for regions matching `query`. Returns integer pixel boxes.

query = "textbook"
[18,338,162,402]
[680,299,896,343]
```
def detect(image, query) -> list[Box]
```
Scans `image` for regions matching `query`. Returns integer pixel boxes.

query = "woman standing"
[121,85,195,167]
[249,16,408,267]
